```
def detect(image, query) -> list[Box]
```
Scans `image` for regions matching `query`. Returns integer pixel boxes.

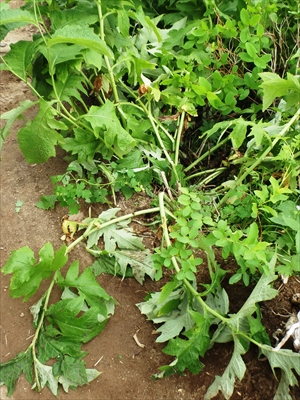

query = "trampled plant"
[1,0,300,398]
[0,207,158,396]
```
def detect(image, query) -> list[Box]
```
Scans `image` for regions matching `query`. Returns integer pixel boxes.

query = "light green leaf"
[83,48,102,69]
[230,119,248,149]
[240,9,250,26]
[59,261,112,303]
[18,100,66,164]
[1,40,38,80]
[2,243,68,300]
[47,24,114,59]
[245,42,257,58]
[0,9,40,26]
[259,72,299,111]
[84,101,136,158]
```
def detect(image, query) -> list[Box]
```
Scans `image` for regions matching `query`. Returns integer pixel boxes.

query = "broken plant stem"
[30,272,58,392]
[66,207,160,253]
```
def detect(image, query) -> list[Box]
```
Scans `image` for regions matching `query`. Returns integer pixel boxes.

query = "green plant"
[1,0,300,398]
[0,206,159,396]
[137,190,300,399]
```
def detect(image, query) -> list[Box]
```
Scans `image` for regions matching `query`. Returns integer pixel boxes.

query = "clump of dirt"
[1,4,300,400]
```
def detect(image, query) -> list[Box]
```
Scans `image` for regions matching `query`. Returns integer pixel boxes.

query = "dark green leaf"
[0,351,33,397]
[18,100,66,164]
[46,297,107,343]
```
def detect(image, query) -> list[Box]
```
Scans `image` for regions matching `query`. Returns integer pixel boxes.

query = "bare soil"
[1,3,300,399]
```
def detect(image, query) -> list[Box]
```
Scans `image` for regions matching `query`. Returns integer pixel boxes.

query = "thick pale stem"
[66,207,160,253]
[174,111,186,166]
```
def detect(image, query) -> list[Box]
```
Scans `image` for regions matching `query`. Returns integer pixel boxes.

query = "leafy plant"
[1,0,300,399]
[0,207,158,396]
[137,190,300,399]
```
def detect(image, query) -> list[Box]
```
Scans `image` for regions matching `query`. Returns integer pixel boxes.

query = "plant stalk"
[217,108,300,209]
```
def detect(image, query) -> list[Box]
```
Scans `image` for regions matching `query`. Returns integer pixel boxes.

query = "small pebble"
[20,312,25,318]
[291,293,300,305]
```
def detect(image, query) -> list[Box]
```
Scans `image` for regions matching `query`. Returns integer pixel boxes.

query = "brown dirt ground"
[1,3,300,400]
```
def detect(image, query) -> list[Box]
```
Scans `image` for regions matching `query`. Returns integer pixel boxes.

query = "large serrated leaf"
[0,100,37,150]
[47,24,114,59]
[62,127,102,162]
[46,297,106,343]
[0,351,33,397]
[55,74,88,105]
[58,260,113,305]
[261,346,300,399]
[0,9,40,26]
[231,274,278,322]
[17,99,66,164]
[114,249,155,284]
[1,40,38,80]
[38,43,83,72]
[35,359,59,395]
[57,365,101,393]
[160,315,210,375]
[84,101,136,158]
[153,293,194,343]
[2,243,67,300]
[259,72,298,111]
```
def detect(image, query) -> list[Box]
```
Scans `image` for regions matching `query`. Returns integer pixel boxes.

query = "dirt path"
[1,2,300,400]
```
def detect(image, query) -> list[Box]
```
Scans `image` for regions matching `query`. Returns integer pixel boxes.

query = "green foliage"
[1,0,300,398]
[0,207,158,396]
[0,242,114,396]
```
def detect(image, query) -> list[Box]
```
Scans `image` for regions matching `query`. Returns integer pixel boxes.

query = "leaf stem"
[158,192,227,322]
[184,137,230,173]
[65,207,160,253]
[30,271,59,392]
[174,111,186,166]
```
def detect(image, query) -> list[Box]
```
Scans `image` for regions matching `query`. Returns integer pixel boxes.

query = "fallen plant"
[1,0,300,398]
